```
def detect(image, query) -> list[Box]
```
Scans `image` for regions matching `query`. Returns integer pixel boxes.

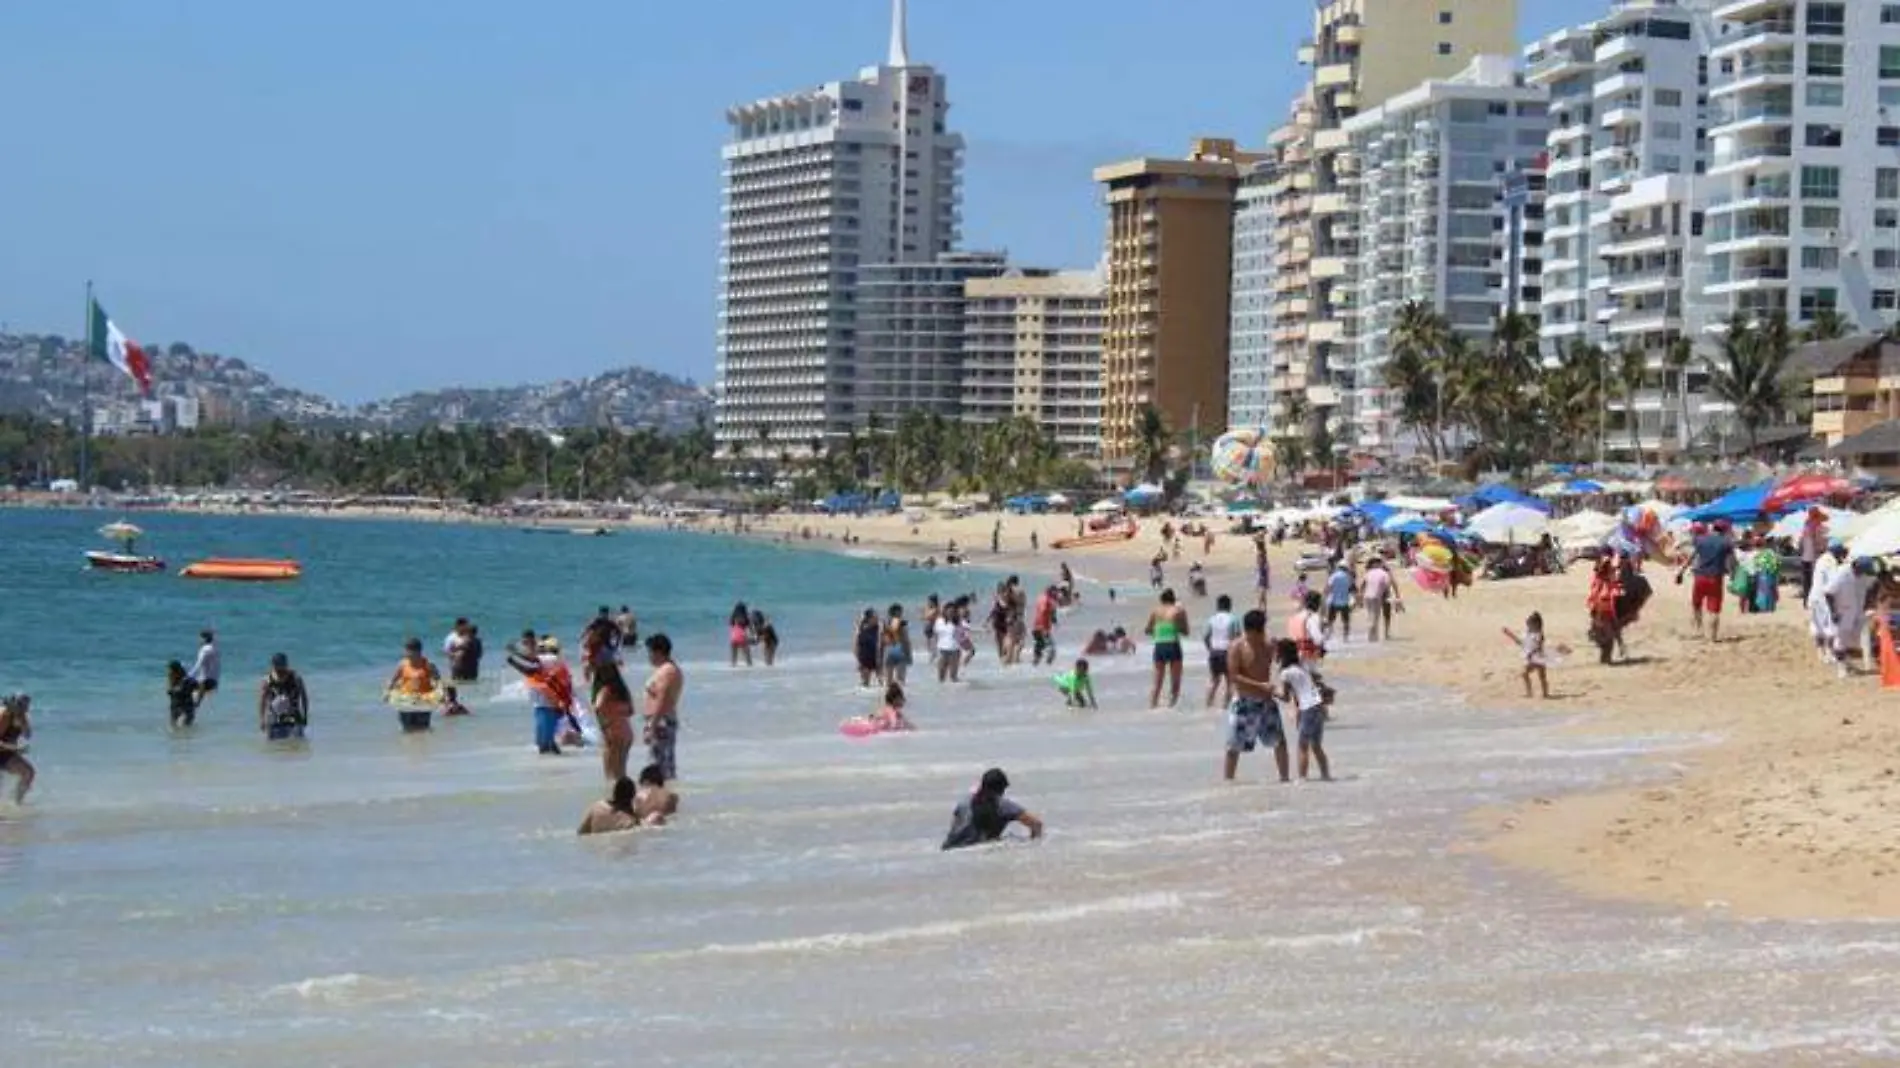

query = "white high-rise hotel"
[715,0,962,457]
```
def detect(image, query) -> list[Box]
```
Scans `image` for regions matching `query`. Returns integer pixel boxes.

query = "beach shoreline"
[11,495,1900,920]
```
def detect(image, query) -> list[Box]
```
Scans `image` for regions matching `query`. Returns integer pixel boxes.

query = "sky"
[0,0,1577,404]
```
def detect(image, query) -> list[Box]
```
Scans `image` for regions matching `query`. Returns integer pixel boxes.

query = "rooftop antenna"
[888,0,911,66]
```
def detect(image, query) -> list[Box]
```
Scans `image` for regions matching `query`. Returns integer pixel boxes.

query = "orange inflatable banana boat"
[180,558,303,582]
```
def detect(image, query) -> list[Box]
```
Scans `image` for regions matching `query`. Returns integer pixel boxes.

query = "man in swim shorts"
[258,654,310,742]
[1031,585,1059,666]
[1204,594,1238,709]
[643,634,684,782]
[1223,610,1287,783]
[1677,520,1736,642]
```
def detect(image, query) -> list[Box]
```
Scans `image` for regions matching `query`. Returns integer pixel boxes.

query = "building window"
[1438,10,1452,23]
[1880,207,1900,229]
[1800,289,1840,319]
[1808,43,1844,78]
[1652,88,1683,107]
[1807,82,1845,107]
[1802,246,1840,271]
[1807,2,1845,35]
[1437,41,1452,55]
[1805,124,1844,148]
[1804,205,1842,230]
[1884,46,1900,80]
[1877,290,1899,312]
[1881,168,1900,200]
[1878,249,1900,271]
[1801,165,1841,200]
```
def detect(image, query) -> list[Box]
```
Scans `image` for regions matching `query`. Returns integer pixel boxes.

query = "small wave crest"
[269,972,416,1005]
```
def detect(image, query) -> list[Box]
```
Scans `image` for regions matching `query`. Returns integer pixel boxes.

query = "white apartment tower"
[1344,56,1551,454]
[1227,161,1277,431]
[715,0,963,457]
[1525,1,1714,352]
[1706,0,1900,334]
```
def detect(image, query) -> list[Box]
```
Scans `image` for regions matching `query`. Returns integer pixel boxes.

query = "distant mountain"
[357,366,710,434]
[0,332,710,433]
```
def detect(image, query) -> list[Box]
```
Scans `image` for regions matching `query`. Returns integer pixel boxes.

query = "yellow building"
[961,268,1106,461]
[1093,139,1260,470]
[1272,0,1519,439]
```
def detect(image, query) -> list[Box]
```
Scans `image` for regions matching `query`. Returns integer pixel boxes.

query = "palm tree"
[1707,312,1797,454]
[1389,301,1449,458]
[1615,343,1650,466]
[1660,333,1695,459]
[1132,405,1170,486]
[1801,306,1852,343]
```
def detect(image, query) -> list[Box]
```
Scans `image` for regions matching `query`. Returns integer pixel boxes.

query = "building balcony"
[1314,128,1350,152]
[1315,62,1354,90]
[1607,269,1682,296]
[1713,1,1792,26]
[1312,256,1349,279]
[1704,264,1790,294]
[1297,39,1315,64]
[1710,59,1796,98]
[1704,176,1792,214]
[1593,70,1646,99]
[1708,141,1793,177]
[1709,17,1798,61]
[1312,192,1351,216]
[1709,102,1794,140]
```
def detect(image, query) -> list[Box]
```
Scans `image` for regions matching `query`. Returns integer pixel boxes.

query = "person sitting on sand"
[634,763,679,826]
[871,683,914,732]
[941,768,1043,850]
[577,776,639,835]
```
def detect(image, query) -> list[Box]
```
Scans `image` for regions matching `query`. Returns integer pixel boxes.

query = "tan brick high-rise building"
[1267,0,1518,447]
[1093,139,1260,471]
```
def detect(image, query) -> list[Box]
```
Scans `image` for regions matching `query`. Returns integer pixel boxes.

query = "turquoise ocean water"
[5,509,1900,1067]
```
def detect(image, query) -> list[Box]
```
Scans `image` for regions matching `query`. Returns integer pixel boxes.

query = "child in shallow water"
[870,683,913,732]
[166,660,199,729]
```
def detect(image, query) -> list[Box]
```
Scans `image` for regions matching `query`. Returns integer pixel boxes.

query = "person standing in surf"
[1203,594,1239,709]
[1277,639,1331,782]
[643,633,683,783]
[0,694,36,804]
[508,635,574,755]
[1224,610,1288,784]
[727,603,754,667]
[854,608,881,688]
[879,605,912,686]
[592,658,636,783]
[258,653,310,742]
[187,630,221,711]
[1144,588,1190,709]
[166,661,200,730]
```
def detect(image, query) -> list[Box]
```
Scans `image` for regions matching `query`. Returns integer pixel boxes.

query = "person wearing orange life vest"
[384,638,442,732]
[509,634,575,755]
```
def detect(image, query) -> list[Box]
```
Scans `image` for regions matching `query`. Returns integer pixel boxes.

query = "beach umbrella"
[1549,510,1619,544]
[1677,480,1776,524]
[1761,472,1856,515]
[1379,511,1424,532]
[1089,499,1124,514]
[1465,502,1551,545]
[1563,479,1606,495]
[1850,509,1900,560]
[1384,495,1457,513]
[1209,427,1277,487]
[98,521,144,541]
[1046,492,1071,507]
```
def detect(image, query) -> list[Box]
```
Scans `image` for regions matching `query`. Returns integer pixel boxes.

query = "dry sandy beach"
[749,507,1900,922]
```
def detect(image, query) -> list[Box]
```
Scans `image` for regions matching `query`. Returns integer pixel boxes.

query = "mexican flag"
[89,298,152,395]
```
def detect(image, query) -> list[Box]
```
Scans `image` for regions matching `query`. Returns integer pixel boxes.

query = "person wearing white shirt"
[1807,545,1846,664]
[1203,595,1240,709]
[1824,554,1875,678]
[1276,638,1331,783]
[934,603,965,684]
[188,630,221,708]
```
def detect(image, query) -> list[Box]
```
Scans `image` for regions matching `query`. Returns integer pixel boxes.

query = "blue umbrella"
[1563,479,1606,495]
[1678,480,1776,524]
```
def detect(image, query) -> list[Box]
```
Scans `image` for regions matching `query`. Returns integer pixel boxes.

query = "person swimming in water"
[634,763,679,826]
[0,693,36,803]
[941,768,1043,850]
[577,776,639,835]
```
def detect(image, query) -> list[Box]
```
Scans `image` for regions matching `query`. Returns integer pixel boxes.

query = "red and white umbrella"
[1762,472,1856,515]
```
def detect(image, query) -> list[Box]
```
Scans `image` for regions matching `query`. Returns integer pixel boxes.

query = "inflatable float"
[180,558,303,582]
[1052,521,1139,551]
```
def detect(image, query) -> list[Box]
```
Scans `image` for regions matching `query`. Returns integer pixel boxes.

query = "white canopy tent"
[1466,502,1551,545]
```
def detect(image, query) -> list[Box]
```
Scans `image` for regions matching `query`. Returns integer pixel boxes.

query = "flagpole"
[81,280,93,492]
